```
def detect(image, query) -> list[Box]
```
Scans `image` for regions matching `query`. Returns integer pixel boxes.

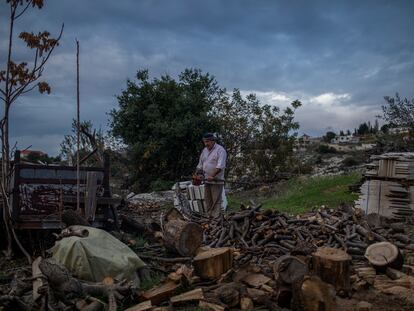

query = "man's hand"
[207,176,215,182]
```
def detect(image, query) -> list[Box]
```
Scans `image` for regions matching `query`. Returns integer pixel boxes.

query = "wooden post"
[11,150,20,220]
[76,39,80,212]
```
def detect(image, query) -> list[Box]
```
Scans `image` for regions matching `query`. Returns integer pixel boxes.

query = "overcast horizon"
[1,0,414,156]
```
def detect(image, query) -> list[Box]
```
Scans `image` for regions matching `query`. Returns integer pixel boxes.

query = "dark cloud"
[1,0,413,154]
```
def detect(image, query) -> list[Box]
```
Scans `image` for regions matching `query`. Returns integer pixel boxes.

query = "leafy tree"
[382,93,414,129]
[110,69,221,191]
[0,0,63,260]
[212,89,301,181]
[346,129,351,136]
[376,93,414,151]
[60,120,106,166]
[25,151,60,164]
[339,130,345,136]
[323,131,336,143]
[357,122,370,135]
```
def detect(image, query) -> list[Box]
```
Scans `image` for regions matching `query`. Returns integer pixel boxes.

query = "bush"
[149,179,174,191]
[317,145,337,154]
[342,157,360,167]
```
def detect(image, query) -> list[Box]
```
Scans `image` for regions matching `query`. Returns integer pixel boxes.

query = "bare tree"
[0,0,63,259]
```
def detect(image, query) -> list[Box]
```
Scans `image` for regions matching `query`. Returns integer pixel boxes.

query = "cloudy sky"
[1,0,414,155]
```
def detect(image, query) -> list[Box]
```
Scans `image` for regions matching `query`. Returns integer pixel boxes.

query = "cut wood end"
[194,247,231,260]
[365,242,399,266]
[313,247,351,261]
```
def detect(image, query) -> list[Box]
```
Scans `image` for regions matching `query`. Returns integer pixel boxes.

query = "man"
[196,133,227,218]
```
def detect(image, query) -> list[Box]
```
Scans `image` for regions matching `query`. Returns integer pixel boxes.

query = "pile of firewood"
[199,204,414,268]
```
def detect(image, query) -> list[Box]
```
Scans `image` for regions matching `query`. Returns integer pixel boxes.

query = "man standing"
[196,133,227,218]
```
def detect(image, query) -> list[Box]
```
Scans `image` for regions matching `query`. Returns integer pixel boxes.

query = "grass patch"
[228,173,361,214]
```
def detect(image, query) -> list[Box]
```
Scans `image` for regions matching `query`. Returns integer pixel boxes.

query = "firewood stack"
[356,152,414,219]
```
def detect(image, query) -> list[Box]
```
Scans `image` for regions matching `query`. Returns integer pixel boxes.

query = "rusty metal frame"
[10,151,114,229]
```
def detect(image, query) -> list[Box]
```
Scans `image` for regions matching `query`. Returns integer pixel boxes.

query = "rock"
[356,301,372,311]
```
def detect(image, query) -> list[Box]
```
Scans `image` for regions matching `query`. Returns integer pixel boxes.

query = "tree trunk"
[311,247,351,297]
[163,219,203,257]
[193,247,233,279]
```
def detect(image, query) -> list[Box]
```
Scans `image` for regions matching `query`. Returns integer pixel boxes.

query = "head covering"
[202,132,216,140]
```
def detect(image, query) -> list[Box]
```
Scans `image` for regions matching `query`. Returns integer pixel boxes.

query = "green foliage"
[213,89,301,181]
[110,69,221,191]
[342,156,359,167]
[228,173,360,214]
[317,144,337,154]
[60,119,106,166]
[376,93,414,151]
[25,152,60,164]
[110,68,302,190]
[323,131,336,142]
[382,93,414,129]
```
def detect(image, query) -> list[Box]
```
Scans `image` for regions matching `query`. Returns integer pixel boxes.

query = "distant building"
[331,135,359,144]
[20,150,46,159]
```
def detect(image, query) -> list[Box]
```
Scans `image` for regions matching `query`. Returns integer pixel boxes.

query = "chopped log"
[311,247,351,296]
[217,285,240,308]
[291,276,336,311]
[170,288,204,305]
[246,288,266,302]
[163,219,203,256]
[355,267,376,285]
[193,247,233,279]
[356,301,372,311]
[364,242,403,271]
[386,267,406,280]
[141,281,179,305]
[240,297,254,311]
[242,273,271,288]
[124,300,152,311]
[199,300,226,311]
[273,255,308,286]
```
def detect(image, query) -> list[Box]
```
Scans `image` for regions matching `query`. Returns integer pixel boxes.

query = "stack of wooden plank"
[364,152,414,180]
[186,185,205,213]
[356,153,414,219]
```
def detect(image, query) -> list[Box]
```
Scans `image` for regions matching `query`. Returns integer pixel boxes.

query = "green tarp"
[50,225,146,285]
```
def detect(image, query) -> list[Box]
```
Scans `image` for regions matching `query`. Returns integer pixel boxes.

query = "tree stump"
[291,275,336,311]
[193,247,233,279]
[273,255,308,286]
[311,247,351,297]
[163,219,203,257]
[364,242,403,271]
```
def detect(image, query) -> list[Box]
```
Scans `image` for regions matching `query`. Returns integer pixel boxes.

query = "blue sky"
[1,0,414,155]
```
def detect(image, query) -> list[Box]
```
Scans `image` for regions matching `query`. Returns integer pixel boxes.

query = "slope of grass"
[228,173,361,214]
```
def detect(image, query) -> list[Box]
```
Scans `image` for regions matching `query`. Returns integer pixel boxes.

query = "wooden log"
[240,297,254,311]
[193,247,233,279]
[170,288,204,305]
[141,281,179,305]
[124,300,152,311]
[311,247,351,297]
[364,242,403,271]
[218,286,240,308]
[291,276,336,311]
[163,219,203,256]
[199,300,226,311]
[273,255,308,286]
